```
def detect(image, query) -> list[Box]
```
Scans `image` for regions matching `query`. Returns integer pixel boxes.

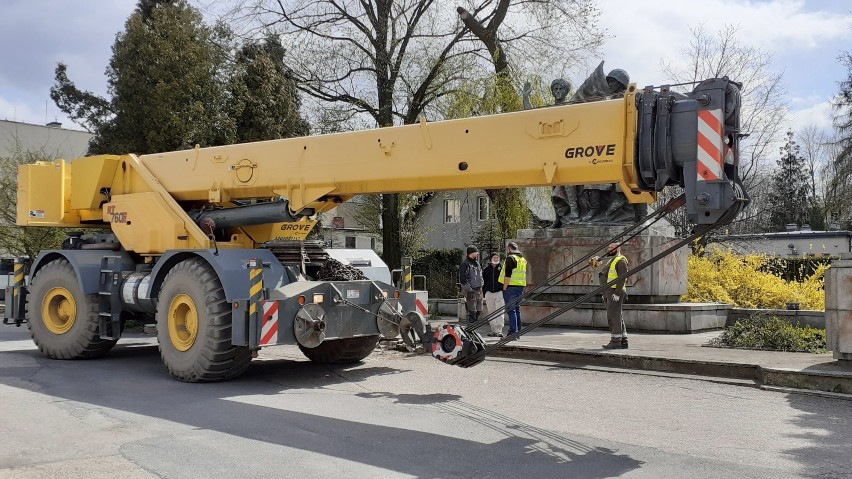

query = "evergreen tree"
[51,0,234,154]
[766,131,814,231]
[136,0,177,20]
[229,35,309,143]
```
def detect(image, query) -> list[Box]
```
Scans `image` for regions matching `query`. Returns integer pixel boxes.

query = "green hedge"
[759,256,834,282]
[413,248,464,299]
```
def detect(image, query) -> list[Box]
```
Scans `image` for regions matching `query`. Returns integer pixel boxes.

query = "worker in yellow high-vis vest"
[599,242,629,349]
[501,241,528,335]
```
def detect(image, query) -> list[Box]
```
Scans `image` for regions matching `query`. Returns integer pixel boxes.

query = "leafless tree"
[798,126,821,198]
[826,51,852,229]
[795,124,852,230]
[205,0,603,266]
[0,140,67,259]
[660,24,787,235]
[821,132,852,229]
[454,0,600,240]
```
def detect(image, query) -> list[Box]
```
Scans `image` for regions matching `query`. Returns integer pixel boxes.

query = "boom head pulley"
[633,77,748,225]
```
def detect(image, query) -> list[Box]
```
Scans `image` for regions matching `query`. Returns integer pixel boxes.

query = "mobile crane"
[5,77,746,381]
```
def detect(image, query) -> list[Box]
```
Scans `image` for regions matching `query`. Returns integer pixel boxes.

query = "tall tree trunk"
[382,194,401,269]
[373,0,402,268]
[458,1,529,241]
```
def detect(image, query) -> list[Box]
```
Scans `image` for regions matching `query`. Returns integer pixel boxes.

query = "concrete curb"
[761,367,852,395]
[759,385,852,401]
[491,344,852,395]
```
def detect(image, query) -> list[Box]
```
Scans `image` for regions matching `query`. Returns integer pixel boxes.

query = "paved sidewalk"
[431,316,852,396]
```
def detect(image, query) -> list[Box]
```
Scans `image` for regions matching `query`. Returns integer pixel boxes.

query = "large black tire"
[27,259,117,359]
[156,258,251,382]
[298,335,380,364]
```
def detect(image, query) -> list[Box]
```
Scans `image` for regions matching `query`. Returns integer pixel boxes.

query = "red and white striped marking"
[260,301,280,346]
[415,298,428,316]
[697,108,724,181]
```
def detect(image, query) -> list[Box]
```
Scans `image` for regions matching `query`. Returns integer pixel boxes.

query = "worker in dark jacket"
[501,241,527,335]
[458,245,484,325]
[600,242,629,349]
[482,252,506,337]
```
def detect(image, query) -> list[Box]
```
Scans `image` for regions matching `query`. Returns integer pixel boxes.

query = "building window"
[477,196,488,222]
[370,237,376,250]
[444,199,460,223]
[345,236,356,248]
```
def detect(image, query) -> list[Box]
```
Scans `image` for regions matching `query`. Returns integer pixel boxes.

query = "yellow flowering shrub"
[683,250,827,310]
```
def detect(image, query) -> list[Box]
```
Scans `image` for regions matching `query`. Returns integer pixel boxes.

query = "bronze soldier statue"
[522,66,641,226]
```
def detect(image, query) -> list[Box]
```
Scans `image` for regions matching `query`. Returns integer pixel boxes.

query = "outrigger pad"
[451,330,487,368]
[429,324,487,368]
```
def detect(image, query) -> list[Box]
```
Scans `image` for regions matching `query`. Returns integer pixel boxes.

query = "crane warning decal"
[697,109,724,181]
[274,220,317,241]
[260,301,279,346]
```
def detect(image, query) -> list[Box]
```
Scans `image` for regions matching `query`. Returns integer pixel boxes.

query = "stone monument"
[523,61,645,228]
[512,223,730,332]
[514,62,730,332]
[826,256,852,363]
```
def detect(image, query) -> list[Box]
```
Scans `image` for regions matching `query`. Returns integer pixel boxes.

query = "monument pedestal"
[826,258,852,362]
[519,301,730,333]
[513,224,727,332]
[515,224,687,303]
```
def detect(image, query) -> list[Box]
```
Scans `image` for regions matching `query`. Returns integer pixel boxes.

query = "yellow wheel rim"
[42,287,77,334]
[168,294,198,351]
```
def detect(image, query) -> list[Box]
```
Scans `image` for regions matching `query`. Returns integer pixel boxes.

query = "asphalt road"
[1,324,850,479]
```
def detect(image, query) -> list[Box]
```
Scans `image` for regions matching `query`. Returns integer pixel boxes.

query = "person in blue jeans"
[500,241,528,335]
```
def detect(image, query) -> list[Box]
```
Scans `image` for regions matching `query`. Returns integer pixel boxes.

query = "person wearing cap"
[458,245,484,325]
[500,241,528,335]
[599,242,629,349]
[482,252,506,337]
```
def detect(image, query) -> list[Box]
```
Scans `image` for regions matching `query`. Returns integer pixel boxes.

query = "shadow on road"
[0,330,643,478]
[782,391,852,478]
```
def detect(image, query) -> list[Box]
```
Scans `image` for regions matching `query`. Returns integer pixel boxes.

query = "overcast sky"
[1,0,850,136]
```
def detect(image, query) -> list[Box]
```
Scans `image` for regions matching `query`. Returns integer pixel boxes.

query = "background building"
[415,187,553,250]
[715,225,852,257]
[316,197,381,252]
[0,120,92,159]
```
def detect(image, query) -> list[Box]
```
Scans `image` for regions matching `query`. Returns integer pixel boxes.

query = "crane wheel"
[156,258,251,382]
[27,259,117,359]
[298,335,380,364]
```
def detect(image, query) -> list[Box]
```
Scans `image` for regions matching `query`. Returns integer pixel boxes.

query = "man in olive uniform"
[459,245,484,325]
[600,242,629,349]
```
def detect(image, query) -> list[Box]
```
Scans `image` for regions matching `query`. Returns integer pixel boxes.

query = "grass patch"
[708,313,826,354]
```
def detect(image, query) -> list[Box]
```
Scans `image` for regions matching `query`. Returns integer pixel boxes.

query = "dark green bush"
[708,313,826,353]
[412,248,464,299]
[760,256,834,282]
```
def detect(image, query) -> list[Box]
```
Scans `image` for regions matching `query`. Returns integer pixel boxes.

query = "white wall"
[0,120,92,159]
[715,232,852,256]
